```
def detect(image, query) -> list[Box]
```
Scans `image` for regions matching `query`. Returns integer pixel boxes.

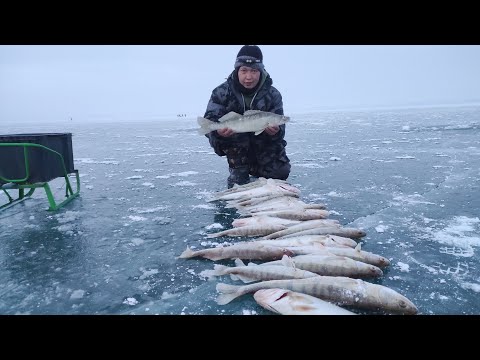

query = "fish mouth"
[379,257,390,267]
[370,266,384,277]
[398,300,418,315]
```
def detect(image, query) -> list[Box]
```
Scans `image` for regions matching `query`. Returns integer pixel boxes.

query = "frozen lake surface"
[1,105,479,315]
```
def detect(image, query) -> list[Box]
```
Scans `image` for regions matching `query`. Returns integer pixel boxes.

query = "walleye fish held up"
[197,110,290,136]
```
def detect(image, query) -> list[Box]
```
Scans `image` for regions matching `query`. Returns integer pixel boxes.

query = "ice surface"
[1,105,479,314]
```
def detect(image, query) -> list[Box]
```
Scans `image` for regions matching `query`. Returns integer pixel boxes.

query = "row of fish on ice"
[178,177,418,315]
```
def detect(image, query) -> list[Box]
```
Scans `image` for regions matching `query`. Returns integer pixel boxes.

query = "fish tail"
[213,264,229,274]
[197,116,214,135]
[198,269,217,280]
[216,283,243,305]
[178,246,196,259]
[206,231,223,238]
[199,264,228,280]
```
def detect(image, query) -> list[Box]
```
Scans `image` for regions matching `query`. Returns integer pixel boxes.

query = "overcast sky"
[1,45,480,123]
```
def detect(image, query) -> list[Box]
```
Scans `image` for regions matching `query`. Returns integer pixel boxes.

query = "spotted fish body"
[197,110,289,136]
[199,259,319,283]
[178,243,294,261]
[216,276,418,315]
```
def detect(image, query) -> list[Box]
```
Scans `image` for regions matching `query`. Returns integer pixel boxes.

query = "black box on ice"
[0,133,75,185]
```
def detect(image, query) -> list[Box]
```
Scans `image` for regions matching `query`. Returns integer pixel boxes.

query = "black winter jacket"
[203,70,286,156]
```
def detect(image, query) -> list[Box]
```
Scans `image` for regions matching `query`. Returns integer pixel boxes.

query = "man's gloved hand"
[264,125,279,136]
[217,128,235,137]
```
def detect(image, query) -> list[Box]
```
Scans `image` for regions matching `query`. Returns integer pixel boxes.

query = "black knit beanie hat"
[234,45,265,70]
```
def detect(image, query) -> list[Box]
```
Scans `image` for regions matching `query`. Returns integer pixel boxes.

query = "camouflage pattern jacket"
[203,70,286,156]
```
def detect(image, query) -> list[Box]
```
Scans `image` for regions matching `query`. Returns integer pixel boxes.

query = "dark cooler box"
[0,133,75,185]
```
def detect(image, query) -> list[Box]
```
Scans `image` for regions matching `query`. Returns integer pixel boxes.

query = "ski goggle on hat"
[234,55,265,70]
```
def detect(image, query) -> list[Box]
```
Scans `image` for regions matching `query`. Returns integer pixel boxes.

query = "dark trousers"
[221,137,291,187]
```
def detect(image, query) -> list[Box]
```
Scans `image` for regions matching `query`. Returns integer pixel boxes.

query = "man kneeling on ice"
[201,45,291,188]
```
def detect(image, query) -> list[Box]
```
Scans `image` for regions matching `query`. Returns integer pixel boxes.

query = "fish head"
[378,256,390,268]
[355,229,367,238]
[399,299,418,315]
[269,115,290,126]
[253,288,290,314]
[369,265,384,277]
[381,287,418,315]
[277,184,301,196]
[282,248,296,257]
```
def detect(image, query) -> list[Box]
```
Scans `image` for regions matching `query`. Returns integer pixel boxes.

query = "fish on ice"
[209,179,301,202]
[240,208,330,221]
[178,243,294,261]
[256,234,358,248]
[199,258,319,283]
[216,276,418,315]
[216,177,288,197]
[273,226,366,239]
[265,243,389,268]
[248,235,354,248]
[231,215,301,228]
[206,223,288,238]
[253,288,356,315]
[197,110,290,136]
[261,219,341,239]
[260,254,384,278]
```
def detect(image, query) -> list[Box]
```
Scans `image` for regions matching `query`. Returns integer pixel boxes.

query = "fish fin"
[178,246,195,259]
[244,110,264,116]
[213,264,229,273]
[232,274,256,283]
[281,255,296,269]
[197,128,210,136]
[254,129,265,136]
[355,243,362,252]
[234,258,246,267]
[216,283,242,305]
[230,274,239,281]
[198,269,218,280]
[247,261,258,266]
[197,116,214,135]
[260,260,281,266]
[219,111,241,122]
